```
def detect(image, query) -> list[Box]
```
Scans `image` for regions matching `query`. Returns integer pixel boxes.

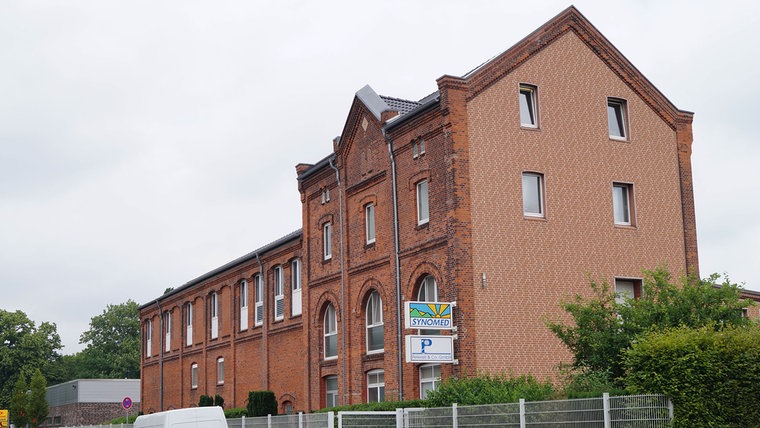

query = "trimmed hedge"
[247,390,278,416]
[625,324,760,428]
[424,373,554,407]
[316,399,426,413]
[224,408,247,418]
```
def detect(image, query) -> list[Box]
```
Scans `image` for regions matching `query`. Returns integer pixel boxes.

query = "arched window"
[274,266,284,320]
[324,304,337,359]
[210,292,219,339]
[240,280,248,330]
[366,291,384,353]
[418,275,440,336]
[254,274,263,326]
[291,259,302,316]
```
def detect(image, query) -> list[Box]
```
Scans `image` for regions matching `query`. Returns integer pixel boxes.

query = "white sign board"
[405,335,455,363]
[404,301,455,330]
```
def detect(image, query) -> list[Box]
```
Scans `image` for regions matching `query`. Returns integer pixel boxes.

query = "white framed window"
[240,280,248,331]
[325,375,338,408]
[191,363,198,389]
[413,139,426,159]
[324,304,337,360]
[418,275,440,336]
[291,259,302,316]
[614,278,642,305]
[416,179,429,225]
[420,364,442,399]
[365,203,376,244]
[321,188,330,204]
[185,303,193,347]
[254,274,263,326]
[274,266,284,321]
[519,84,538,128]
[612,182,634,226]
[522,172,544,217]
[217,357,224,385]
[607,98,628,139]
[366,291,384,353]
[145,319,152,357]
[367,370,385,403]
[323,222,332,260]
[210,292,219,339]
[164,311,171,352]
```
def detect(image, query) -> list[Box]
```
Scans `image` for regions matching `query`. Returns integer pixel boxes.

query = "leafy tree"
[27,369,48,428]
[0,310,62,408]
[10,373,29,428]
[547,266,752,386]
[77,300,140,379]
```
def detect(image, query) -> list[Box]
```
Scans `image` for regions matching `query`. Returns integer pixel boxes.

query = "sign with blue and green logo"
[404,301,455,330]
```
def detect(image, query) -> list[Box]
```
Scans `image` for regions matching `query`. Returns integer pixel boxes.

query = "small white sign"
[405,335,455,363]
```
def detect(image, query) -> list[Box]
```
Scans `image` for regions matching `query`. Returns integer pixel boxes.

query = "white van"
[134,407,227,428]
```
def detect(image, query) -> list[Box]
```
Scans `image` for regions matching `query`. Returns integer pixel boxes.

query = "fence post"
[298,412,303,428]
[267,414,272,428]
[337,412,343,428]
[395,408,403,428]
[328,411,334,428]
[241,415,245,428]
[668,397,674,421]
[452,403,458,428]
[603,393,611,428]
[519,398,526,428]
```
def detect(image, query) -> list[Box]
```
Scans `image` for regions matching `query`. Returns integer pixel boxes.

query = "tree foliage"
[0,310,62,409]
[27,369,48,428]
[77,300,140,379]
[10,373,29,428]
[546,266,753,385]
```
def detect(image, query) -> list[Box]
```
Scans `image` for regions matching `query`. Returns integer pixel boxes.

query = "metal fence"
[66,394,671,428]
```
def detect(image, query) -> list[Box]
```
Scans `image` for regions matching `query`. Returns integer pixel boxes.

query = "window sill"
[362,351,385,362]
[614,223,637,230]
[609,135,629,142]
[416,221,429,231]
[364,241,376,251]
[520,124,540,131]
[523,214,546,221]
[322,257,332,265]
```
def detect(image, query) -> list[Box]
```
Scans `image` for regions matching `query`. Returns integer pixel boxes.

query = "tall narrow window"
[418,275,440,336]
[217,357,224,385]
[323,223,332,260]
[254,274,263,326]
[420,364,442,399]
[145,319,152,357]
[240,280,248,331]
[291,259,302,316]
[274,266,284,321]
[522,172,544,217]
[164,311,171,352]
[607,98,628,139]
[191,363,198,389]
[185,303,193,347]
[324,304,337,359]
[367,370,385,403]
[365,203,375,244]
[366,291,384,353]
[519,84,538,128]
[210,292,219,339]
[613,183,634,226]
[416,180,429,225]
[325,376,338,408]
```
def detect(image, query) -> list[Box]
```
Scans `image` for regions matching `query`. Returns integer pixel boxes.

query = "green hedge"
[424,373,554,407]
[625,324,760,428]
[316,399,426,413]
[224,407,247,418]
[247,390,278,416]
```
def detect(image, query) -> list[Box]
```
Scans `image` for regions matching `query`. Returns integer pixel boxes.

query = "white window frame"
[185,303,193,347]
[365,203,376,244]
[145,319,152,357]
[164,311,171,352]
[367,369,385,403]
[522,172,545,217]
[191,363,198,389]
[324,304,337,360]
[519,84,538,128]
[325,375,338,408]
[612,182,634,226]
[240,280,248,331]
[366,291,384,354]
[418,275,440,336]
[607,97,628,140]
[419,364,442,399]
[323,222,332,260]
[254,274,263,326]
[291,259,302,316]
[416,179,429,225]
[614,277,642,306]
[210,292,219,339]
[274,266,284,321]
[217,357,224,385]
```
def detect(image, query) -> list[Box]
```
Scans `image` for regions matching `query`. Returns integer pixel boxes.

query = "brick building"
[44,379,140,427]
[139,6,702,413]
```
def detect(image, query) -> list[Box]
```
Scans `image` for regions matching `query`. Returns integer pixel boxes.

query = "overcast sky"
[2,0,758,355]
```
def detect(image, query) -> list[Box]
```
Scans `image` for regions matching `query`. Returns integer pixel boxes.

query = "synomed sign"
[404,301,456,330]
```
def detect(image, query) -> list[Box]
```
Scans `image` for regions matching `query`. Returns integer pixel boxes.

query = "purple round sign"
[122,396,133,410]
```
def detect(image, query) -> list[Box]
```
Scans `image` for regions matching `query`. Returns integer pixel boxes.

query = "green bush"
[199,395,214,407]
[424,373,554,407]
[560,366,627,399]
[247,391,278,416]
[214,394,224,409]
[224,408,247,418]
[108,415,138,424]
[625,324,760,428]
[315,399,426,413]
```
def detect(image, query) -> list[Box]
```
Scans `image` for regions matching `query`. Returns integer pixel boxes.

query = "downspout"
[383,130,404,400]
[256,253,265,388]
[328,158,347,404]
[156,300,164,411]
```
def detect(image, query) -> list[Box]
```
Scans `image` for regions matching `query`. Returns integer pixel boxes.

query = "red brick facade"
[139,6,701,414]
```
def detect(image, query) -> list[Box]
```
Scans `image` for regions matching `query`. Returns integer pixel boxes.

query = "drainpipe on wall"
[384,131,404,401]
[256,253,265,388]
[156,300,164,411]
[328,158,348,404]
